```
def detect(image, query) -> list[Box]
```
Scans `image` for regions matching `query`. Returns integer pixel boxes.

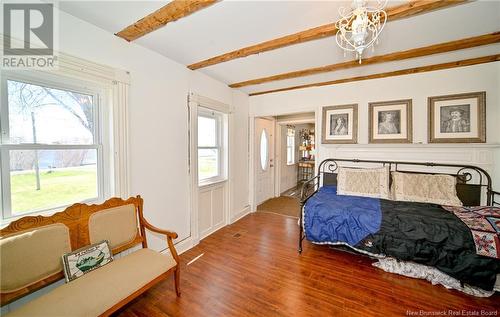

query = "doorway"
[252,112,316,218]
[254,117,275,205]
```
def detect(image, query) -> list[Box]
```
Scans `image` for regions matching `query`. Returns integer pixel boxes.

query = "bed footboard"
[491,190,500,206]
[298,175,320,253]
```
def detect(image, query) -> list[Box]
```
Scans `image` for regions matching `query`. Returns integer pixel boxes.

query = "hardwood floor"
[281,186,302,199]
[115,212,500,317]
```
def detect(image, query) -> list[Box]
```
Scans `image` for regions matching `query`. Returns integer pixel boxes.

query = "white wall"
[250,62,500,192]
[230,90,251,220]
[53,9,249,251]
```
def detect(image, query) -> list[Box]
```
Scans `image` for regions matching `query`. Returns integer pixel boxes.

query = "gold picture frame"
[428,91,486,143]
[369,99,412,143]
[321,104,358,144]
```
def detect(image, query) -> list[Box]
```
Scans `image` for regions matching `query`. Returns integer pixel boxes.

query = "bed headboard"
[316,158,494,207]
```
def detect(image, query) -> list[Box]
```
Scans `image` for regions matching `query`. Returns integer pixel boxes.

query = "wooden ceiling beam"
[188,0,468,70]
[116,0,219,42]
[249,54,500,96]
[230,32,500,88]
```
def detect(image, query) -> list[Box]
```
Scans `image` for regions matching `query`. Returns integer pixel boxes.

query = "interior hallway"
[257,187,301,218]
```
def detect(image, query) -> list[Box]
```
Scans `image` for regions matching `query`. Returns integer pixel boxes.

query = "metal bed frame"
[298,158,497,253]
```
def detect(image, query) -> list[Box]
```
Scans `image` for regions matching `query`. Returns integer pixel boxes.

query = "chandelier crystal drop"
[335,0,388,63]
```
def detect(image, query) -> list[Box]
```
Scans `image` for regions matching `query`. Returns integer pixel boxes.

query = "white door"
[255,118,275,204]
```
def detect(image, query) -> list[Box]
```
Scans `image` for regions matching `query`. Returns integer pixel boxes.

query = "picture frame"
[428,91,486,143]
[369,99,412,144]
[62,240,113,282]
[321,104,358,144]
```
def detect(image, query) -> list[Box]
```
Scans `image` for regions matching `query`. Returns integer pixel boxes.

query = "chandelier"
[335,0,388,63]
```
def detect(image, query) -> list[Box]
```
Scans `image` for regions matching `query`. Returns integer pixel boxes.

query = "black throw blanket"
[356,199,500,291]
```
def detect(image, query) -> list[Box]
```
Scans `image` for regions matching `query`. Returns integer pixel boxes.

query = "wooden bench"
[0,196,180,316]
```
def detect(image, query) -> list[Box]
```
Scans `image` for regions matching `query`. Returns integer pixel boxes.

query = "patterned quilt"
[443,206,500,259]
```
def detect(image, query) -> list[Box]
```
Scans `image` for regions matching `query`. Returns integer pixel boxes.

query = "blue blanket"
[303,186,382,245]
[303,186,500,290]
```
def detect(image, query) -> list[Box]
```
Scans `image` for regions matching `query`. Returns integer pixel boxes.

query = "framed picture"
[369,99,412,143]
[428,91,486,143]
[62,240,113,282]
[322,104,358,144]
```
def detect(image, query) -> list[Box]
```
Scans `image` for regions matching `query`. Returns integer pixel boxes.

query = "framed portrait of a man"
[369,99,412,143]
[322,104,358,144]
[428,92,486,143]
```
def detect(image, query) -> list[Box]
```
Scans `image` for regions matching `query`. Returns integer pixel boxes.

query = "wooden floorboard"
[115,212,500,317]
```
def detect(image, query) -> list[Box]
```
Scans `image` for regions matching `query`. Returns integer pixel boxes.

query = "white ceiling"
[58,0,500,95]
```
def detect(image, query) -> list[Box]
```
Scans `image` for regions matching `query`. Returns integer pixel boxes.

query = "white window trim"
[188,92,232,248]
[0,53,130,224]
[0,71,107,220]
[197,107,228,187]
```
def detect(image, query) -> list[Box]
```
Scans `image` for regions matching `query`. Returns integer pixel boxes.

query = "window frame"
[286,128,295,166]
[197,107,227,186]
[0,70,108,220]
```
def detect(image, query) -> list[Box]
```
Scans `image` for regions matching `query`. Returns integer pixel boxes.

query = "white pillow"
[391,171,463,206]
[337,166,390,199]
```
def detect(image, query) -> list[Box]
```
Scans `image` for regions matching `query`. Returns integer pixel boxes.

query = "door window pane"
[9,149,98,215]
[260,130,268,171]
[198,148,219,181]
[198,116,217,147]
[7,80,94,145]
[286,128,295,165]
[287,147,294,165]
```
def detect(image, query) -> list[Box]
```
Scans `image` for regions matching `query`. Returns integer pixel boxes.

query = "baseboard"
[176,237,199,255]
[160,236,199,257]
[280,185,298,195]
[230,205,251,223]
[160,205,252,258]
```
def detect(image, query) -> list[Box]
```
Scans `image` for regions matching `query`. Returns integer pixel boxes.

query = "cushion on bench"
[89,204,138,249]
[0,224,71,293]
[6,248,176,317]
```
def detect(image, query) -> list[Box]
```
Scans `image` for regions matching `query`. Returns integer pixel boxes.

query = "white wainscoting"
[198,182,228,240]
[320,144,496,168]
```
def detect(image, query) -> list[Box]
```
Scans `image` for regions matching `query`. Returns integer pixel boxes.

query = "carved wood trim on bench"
[0,196,180,307]
[1,196,145,252]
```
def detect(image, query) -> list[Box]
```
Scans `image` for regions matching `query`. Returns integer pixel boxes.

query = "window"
[1,73,105,219]
[286,128,295,165]
[260,129,268,171]
[198,107,226,185]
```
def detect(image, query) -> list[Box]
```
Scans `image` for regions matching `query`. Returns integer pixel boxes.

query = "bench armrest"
[140,217,180,265]
[141,219,178,239]
[135,195,181,265]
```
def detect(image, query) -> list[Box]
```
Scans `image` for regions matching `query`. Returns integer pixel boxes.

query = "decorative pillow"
[337,166,390,199]
[391,171,463,206]
[62,240,113,282]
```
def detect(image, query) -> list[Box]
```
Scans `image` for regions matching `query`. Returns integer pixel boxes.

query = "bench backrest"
[0,196,147,306]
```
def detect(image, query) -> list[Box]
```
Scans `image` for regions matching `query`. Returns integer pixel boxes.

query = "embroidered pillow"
[337,166,390,199]
[62,240,113,282]
[391,171,463,206]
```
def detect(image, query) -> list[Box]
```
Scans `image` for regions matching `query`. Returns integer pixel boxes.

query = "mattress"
[303,185,500,291]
